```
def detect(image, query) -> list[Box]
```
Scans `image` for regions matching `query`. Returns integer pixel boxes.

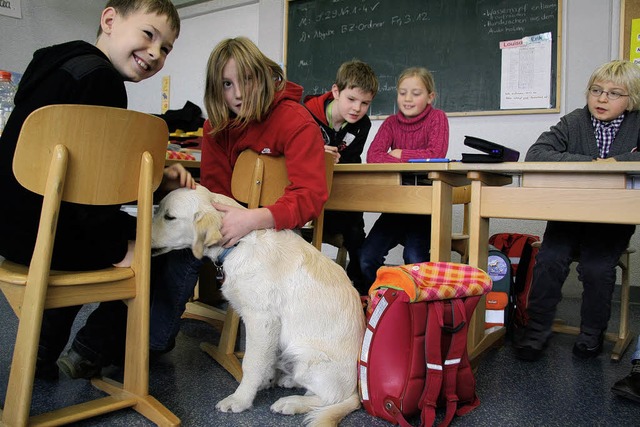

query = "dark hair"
[334,59,378,96]
[97,0,180,38]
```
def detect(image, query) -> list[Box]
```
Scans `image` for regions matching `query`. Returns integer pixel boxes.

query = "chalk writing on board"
[286,0,560,115]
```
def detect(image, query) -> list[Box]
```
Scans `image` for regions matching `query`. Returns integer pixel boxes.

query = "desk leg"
[467,179,505,364]
[430,179,453,262]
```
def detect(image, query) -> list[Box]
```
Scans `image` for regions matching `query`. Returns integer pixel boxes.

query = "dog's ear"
[209,191,243,209]
[192,209,223,259]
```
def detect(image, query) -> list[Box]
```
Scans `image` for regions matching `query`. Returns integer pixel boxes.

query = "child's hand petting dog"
[161,163,197,192]
[213,203,275,248]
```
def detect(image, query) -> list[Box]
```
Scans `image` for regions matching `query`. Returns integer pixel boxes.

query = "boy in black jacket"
[304,60,378,294]
[0,0,195,379]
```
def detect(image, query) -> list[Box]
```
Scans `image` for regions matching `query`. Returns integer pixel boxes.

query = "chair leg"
[610,251,632,362]
[2,306,44,426]
[91,285,180,426]
[200,307,243,382]
[336,246,348,269]
[2,277,49,426]
[182,266,226,328]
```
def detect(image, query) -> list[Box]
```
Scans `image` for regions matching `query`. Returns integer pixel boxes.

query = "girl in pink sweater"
[361,67,450,287]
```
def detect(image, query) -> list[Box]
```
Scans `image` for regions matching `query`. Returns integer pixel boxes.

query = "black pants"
[323,210,367,293]
[38,300,127,366]
[526,221,635,341]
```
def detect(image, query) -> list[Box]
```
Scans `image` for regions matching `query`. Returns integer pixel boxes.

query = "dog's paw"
[271,395,311,415]
[216,394,252,413]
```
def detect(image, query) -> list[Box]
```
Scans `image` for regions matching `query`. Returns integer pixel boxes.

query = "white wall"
[0,1,103,77]
[0,0,633,294]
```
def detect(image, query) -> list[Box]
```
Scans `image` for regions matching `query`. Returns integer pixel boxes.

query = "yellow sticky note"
[161,76,170,113]
[630,19,640,64]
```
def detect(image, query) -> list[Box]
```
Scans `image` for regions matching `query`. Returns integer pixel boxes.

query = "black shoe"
[513,343,545,361]
[612,361,640,403]
[35,358,59,381]
[57,349,102,379]
[35,345,59,380]
[572,332,604,359]
[513,327,549,362]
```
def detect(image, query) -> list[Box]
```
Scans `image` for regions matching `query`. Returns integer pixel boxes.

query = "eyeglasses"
[588,87,629,100]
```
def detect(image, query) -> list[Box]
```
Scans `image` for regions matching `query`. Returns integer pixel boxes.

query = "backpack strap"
[438,299,469,427]
[418,300,445,427]
[417,299,471,427]
[382,400,415,427]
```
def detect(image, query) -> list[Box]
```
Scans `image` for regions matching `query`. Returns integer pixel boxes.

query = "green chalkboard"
[285,0,560,116]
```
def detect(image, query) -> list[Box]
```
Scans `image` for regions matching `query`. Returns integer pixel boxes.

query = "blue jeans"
[359,213,431,287]
[525,221,635,342]
[72,248,204,363]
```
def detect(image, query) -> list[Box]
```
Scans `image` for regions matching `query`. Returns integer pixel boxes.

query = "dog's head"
[151,185,242,259]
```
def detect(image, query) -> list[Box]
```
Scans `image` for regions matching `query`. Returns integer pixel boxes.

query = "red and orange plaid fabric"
[370,262,492,303]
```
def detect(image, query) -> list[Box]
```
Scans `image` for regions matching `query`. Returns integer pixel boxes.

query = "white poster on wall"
[500,32,552,110]
[0,0,22,19]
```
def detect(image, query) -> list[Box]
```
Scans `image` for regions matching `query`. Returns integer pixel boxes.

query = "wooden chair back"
[231,149,334,249]
[0,104,179,426]
[14,105,166,205]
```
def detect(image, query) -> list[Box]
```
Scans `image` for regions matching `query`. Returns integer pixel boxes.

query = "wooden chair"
[0,105,180,426]
[185,150,335,381]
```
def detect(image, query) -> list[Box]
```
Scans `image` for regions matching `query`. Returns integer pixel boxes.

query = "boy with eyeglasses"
[514,60,640,362]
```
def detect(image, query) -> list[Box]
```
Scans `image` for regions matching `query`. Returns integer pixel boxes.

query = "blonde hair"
[587,60,640,111]
[204,37,286,135]
[397,67,436,95]
[97,0,180,37]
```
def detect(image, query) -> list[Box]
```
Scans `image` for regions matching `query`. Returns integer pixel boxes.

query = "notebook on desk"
[461,135,520,163]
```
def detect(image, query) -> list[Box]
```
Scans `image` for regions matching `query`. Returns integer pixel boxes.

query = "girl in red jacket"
[200,37,328,247]
[360,67,450,287]
[141,37,328,352]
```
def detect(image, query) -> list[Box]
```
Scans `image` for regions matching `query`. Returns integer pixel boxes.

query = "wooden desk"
[448,161,640,363]
[167,159,473,262]
[327,163,470,262]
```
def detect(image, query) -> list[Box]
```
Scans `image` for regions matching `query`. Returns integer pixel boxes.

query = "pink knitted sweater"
[366,105,449,163]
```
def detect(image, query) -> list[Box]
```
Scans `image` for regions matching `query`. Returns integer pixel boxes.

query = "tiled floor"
[1,291,639,426]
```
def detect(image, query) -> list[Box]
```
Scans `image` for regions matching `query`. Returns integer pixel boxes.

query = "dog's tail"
[303,392,361,427]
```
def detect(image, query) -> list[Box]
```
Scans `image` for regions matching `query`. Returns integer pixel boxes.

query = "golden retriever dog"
[151,185,365,426]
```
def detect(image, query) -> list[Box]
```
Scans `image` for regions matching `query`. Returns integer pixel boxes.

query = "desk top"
[166,159,640,175]
[334,163,449,173]
[448,161,640,174]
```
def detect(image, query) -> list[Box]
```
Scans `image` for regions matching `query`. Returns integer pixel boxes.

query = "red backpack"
[488,233,540,329]
[359,262,492,426]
